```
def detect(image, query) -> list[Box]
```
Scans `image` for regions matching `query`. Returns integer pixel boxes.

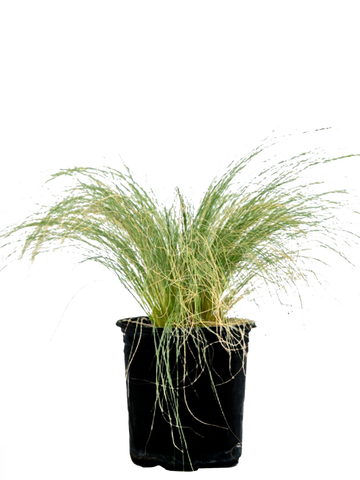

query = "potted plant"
[1,132,358,471]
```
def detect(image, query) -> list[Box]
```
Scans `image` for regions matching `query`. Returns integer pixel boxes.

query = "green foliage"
[2,132,359,469]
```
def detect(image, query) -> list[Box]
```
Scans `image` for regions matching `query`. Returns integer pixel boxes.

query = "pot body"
[117,317,253,471]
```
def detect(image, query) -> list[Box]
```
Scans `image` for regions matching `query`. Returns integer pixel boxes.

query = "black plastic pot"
[116,317,254,471]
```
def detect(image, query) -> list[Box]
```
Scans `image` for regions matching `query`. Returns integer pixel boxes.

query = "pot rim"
[116,316,256,331]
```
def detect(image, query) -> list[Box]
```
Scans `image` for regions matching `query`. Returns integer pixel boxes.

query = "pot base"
[128,455,242,475]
